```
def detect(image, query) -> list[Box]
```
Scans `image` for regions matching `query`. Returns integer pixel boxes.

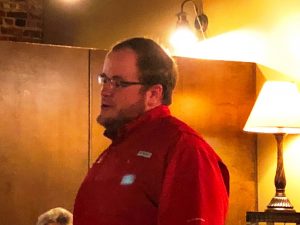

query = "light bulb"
[170,27,198,51]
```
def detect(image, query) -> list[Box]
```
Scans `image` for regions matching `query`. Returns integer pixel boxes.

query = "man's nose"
[101,83,114,96]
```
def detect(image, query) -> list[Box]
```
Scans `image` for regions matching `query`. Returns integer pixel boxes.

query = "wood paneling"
[0,42,89,225]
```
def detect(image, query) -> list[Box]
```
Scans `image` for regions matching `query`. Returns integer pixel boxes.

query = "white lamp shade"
[244,81,300,134]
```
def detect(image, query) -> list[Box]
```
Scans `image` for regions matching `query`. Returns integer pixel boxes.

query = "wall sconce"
[170,0,208,49]
[244,81,300,212]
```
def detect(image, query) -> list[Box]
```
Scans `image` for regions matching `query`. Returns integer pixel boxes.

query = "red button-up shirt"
[73,105,229,225]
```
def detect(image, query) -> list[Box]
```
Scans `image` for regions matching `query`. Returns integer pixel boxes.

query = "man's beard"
[96,95,146,136]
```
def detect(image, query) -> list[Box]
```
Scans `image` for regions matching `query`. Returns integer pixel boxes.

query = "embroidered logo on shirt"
[120,174,136,185]
[137,150,152,159]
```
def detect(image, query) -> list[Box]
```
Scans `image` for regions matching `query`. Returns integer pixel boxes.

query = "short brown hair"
[111,37,178,105]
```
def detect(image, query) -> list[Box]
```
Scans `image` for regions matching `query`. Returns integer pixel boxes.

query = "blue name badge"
[120,174,136,186]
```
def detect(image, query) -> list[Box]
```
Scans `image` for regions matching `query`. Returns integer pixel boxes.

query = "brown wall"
[0,41,256,225]
[0,41,89,224]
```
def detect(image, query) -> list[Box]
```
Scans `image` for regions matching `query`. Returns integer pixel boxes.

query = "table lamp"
[244,81,300,212]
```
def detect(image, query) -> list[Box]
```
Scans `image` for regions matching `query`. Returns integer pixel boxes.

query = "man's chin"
[97,114,134,131]
[97,114,118,129]
[96,114,109,127]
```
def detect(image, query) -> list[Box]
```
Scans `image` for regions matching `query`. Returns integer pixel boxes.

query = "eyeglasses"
[97,73,145,88]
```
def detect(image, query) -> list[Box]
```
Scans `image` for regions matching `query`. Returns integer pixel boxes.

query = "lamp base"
[266,196,295,212]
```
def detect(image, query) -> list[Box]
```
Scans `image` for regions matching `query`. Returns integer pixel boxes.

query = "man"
[36,207,73,225]
[73,37,229,225]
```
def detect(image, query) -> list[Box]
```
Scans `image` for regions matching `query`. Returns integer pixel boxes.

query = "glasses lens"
[98,74,108,85]
[98,74,141,88]
[98,74,102,84]
[98,74,119,88]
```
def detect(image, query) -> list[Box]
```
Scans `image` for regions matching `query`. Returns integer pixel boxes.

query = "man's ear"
[145,84,163,110]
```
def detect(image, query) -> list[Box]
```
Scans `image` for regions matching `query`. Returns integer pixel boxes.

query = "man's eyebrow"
[101,73,123,80]
[111,75,123,79]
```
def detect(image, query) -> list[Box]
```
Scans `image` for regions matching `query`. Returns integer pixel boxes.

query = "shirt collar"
[104,105,170,140]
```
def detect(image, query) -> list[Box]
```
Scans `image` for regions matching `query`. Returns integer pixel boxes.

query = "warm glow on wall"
[170,29,266,63]
[170,8,300,83]
[284,13,300,60]
[285,136,300,173]
[251,11,300,83]
[170,10,300,83]
[172,93,210,117]
[283,135,300,209]
[171,93,211,129]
